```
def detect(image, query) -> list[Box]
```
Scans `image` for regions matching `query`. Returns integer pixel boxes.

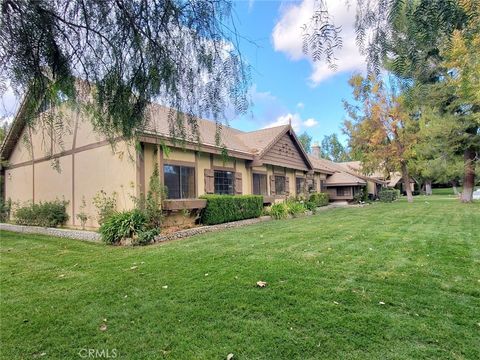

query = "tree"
[320,133,350,162]
[344,74,418,202]
[298,131,312,153]
[435,26,479,202]
[304,0,479,201]
[0,0,249,147]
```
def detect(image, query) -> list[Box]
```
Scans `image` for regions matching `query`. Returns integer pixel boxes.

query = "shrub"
[286,201,306,217]
[99,209,146,244]
[14,200,69,227]
[304,201,317,212]
[93,190,117,225]
[353,186,369,203]
[134,228,159,246]
[200,195,263,225]
[309,192,329,207]
[76,196,89,229]
[144,163,166,229]
[269,203,288,219]
[0,198,11,222]
[378,188,398,202]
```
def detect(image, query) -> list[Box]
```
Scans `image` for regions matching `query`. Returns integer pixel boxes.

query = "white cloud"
[303,118,318,127]
[272,0,366,85]
[263,112,318,133]
[296,102,304,109]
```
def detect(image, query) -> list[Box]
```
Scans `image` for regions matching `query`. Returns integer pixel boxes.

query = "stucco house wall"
[4,107,137,228]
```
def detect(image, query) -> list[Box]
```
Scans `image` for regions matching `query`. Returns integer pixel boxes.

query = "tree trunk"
[425,180,432,196]
[401,161,413,203]
[460,148,476,202]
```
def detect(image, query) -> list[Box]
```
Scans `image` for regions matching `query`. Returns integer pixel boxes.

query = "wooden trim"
[159,146,164,183]
[71,115,80,225]
[163,159,196,167]
[29,127,35,204]
[212,166,235,172]
[195,152,199,198]
[139,133,254,160]
[163,199,207,211]
[138,143,145,196]
[252,170,267,175]
[5,137,123,170]
[209,153,214,169]
[234,159,237,171]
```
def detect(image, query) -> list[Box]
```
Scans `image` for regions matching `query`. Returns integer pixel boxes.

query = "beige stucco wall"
[196,152,210,196]
[212,155,234,169]
[74,141,136,228]
[8,128,33,165]
[5,104,137,228]
[5,165,33,206]
[34,155,73,212]
[165,148,196,163]
[367,180,376,195]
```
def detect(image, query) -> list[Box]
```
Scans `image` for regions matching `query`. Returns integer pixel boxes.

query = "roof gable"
[258,128,313,171]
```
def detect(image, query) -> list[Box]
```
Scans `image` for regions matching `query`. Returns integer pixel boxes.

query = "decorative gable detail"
[260,132,310,171]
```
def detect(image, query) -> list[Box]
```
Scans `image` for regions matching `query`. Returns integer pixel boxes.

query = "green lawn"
[1,196,479,359]
[431,187,462,196]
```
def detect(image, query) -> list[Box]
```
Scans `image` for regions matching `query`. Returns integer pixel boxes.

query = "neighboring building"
[309,146,386,201]
[0,100,384,228]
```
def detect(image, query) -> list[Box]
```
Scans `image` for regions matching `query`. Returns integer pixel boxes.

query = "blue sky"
[225,0,365,144]
[0,0,365,145]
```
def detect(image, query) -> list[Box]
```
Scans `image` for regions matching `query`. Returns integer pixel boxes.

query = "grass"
[431,187,462,196]
[1,196,479,359]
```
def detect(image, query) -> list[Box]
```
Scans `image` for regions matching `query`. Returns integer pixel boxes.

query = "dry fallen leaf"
[379,301,385,305]
[130,266,138,270]
[256,281,267,288]
[333,301,339,305]
[162,285,168,289]
[226,353,234,360]
[99,323,107,331]
[58,274,65,278]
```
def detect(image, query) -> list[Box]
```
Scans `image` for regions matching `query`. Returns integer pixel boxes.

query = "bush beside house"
[309,192,329,207]
[200,195,263,225]
[378,189,398,202]
[14,200,69,227]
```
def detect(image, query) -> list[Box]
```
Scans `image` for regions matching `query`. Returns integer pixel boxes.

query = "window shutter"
[285,176,290,196]
[270,175,276,195]
[204,169,214,194]
[235,172,243,194]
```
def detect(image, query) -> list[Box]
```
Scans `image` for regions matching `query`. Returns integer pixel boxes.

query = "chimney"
[311,141,321,158]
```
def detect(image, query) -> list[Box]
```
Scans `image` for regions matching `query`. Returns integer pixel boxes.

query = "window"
[214,170,234,195]
[253,173,267,195]
[164,164,195,199]
[296,177,305,195]
[336,187,351,197]
[275,176,286,195]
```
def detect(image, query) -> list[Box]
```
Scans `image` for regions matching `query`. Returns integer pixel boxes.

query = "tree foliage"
[298,131,312,153]
[319,133,351,162]
[0,0,250,143]
[344,74,418,201]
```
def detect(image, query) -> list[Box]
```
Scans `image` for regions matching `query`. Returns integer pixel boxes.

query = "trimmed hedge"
[378,188,398,202]
[14,200,69,227]
[309,192,329,207]
[200,195,263,225]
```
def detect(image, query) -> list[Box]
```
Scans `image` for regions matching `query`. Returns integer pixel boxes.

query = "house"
[0,98,384,228]
[309,146,387,201]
